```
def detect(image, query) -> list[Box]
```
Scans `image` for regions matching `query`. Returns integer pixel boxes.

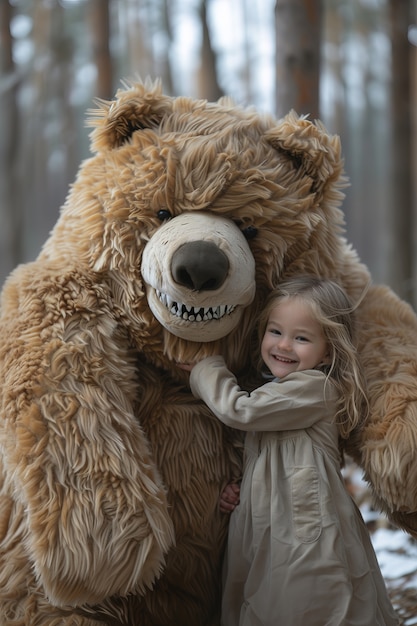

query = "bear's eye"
[242,225,258,240]
[157,209,172,222]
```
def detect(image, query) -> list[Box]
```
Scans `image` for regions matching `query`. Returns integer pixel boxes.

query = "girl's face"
[261,296,331,379]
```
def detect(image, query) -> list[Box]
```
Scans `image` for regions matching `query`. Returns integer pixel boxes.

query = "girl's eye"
[157,209,172,221]
[297,336,309,342]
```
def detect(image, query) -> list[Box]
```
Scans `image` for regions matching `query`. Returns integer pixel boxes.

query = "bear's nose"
[171,241,229,291]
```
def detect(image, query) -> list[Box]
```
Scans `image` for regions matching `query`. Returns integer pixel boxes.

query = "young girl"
[180,276,398,626]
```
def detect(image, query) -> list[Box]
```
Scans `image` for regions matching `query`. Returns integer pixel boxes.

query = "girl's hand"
[219,482,240,513]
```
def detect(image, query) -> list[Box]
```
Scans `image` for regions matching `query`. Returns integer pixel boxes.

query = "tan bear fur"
[1,79,417,625]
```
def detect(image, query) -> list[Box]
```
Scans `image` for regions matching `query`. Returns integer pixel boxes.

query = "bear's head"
[40,79,365,378]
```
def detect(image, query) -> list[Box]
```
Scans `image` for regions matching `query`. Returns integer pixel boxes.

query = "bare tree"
[275,0,322,119]
[412,12,417,307]
[0,0,20,285]
[121,0,154,85]
[387,0,414,303]
[197,0,223,101]
[89,0,113,99]
[159,0,174,94]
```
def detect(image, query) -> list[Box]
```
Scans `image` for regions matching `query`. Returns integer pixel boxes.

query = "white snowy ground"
[344,461,417,624]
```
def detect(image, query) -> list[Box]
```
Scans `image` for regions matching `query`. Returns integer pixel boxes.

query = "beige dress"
[190,357,399,626]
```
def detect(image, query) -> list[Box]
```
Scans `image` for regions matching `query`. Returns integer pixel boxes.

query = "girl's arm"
[189,356,336,431]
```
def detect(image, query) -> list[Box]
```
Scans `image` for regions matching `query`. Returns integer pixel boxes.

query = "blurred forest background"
[0,0,416,306]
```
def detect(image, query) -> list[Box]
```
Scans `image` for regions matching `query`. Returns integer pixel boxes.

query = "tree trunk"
[0,0,20,286]
[89,0,113,100]
[160,0,174,95]
[197,0,223,102]
[388,0,413,303]
[275,0,322,119]
[412,21,417,308]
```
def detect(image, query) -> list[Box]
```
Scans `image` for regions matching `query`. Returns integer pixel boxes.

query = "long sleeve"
[189,356,336,432]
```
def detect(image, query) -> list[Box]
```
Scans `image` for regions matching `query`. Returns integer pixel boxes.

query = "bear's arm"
[353,283,417,536]
[0,265,174,607]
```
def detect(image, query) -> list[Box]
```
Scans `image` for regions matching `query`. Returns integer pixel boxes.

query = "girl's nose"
[278,336,292,351]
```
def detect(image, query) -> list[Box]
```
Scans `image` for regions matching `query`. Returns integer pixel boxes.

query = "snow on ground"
[344,460,417,624]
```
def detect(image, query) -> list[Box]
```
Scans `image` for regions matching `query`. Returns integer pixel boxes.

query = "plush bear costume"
[0,80,416,625]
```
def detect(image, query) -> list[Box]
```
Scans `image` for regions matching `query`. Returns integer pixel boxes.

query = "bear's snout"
[171,241,229,291]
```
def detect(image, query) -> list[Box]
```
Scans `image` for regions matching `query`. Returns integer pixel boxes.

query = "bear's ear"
[265,110,345,195]
[86,79,173,151]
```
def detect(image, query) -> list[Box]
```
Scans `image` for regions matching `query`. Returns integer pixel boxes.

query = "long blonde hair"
[257,276,369,439]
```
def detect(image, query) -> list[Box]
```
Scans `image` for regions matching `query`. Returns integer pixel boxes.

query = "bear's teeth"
[156,290,236,321]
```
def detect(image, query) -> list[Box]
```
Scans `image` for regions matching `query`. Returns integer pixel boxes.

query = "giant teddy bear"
[1,79,417,625]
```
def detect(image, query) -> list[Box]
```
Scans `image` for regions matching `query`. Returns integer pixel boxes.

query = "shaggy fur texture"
[1,79,417,625]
